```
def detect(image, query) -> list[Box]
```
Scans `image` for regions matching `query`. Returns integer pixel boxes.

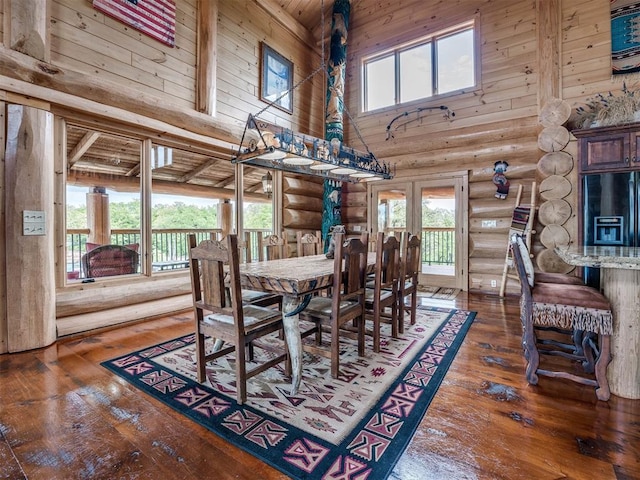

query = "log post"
[4,0,56,352]
[87,189,111,245]
[5,105,56,351]
[220,199,233,237]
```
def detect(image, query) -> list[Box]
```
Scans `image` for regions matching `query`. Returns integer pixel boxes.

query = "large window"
[63,122,275,284]
[363,21,476,112]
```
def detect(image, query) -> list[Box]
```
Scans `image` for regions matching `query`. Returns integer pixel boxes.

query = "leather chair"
[81,243,139,278]
[510,234,612,401]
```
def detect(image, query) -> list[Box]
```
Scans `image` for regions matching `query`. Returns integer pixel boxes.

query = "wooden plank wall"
[48,0,326,134]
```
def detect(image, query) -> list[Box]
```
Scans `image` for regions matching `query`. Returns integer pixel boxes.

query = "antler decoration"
[385,105,455,140]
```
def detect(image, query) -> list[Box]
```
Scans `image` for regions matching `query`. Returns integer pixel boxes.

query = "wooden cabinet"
[574,124,640,173]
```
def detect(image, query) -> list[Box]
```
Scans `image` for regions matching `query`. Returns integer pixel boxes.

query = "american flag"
[93,0,176,47]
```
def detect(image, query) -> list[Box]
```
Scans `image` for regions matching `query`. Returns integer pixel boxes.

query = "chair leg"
[398,293,406,334]
[373,303,381,353]
[410,289,418,325]
[391,299,398,339]
[331,321,340,379]
[196,331,207,383]
[594,334,612,401]
[522,321,540,385]
[236,340,247,405]
[358,316,365,357]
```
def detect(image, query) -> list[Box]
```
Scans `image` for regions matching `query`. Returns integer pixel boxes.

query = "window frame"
[361,19,479,113]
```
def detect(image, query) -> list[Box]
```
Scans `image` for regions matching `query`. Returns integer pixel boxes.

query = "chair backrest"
[297,230,322,257]
[332,233,367,306]
[374,232,400,292]
[510,234,533,301]
[82,244,139,278]
[258,233,288,261]
[400,232,421,285]
[188,233,243,327]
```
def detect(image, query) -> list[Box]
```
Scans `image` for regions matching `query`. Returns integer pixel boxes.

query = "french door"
[369,173,468,290]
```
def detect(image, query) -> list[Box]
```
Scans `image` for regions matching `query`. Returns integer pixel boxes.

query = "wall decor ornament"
[92,0,176,47]
[260,43,293,114]
[492,160,510,199]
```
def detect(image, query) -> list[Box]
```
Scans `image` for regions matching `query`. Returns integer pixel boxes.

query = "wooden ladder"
[499,182,537,297]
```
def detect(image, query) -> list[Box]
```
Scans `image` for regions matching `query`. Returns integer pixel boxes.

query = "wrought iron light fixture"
[232,115,394,183]
[261,170,273,197]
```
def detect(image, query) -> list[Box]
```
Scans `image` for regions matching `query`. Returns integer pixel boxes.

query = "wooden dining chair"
[299,233,367,378]
[296,230,322,257]
[510,234,612,401]
[188,233,288,405]
[398,232,421,332]
[364,232,400,352]
[258,233,289,261]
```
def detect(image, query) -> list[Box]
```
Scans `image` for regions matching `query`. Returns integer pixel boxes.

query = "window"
[62,121,275,284]
[363,22,476,112]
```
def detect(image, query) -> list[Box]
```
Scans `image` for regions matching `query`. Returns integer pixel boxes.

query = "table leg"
[602,268,640,399]
[281,294,303,395]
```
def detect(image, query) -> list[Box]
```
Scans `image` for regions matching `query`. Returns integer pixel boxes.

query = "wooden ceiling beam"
[67,131,101,167]
[179,157,220,183]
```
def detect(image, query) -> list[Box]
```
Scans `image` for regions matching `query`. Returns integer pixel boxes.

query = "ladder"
[499,182,537,297]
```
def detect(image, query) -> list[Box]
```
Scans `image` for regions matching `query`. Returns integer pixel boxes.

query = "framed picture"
[260,43,293,114]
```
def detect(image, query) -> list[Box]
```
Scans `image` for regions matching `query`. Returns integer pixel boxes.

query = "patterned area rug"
[102,306,475,480]
[417,286,461,300]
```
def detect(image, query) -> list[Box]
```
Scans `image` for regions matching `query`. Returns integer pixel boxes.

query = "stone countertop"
[555,245,640,270]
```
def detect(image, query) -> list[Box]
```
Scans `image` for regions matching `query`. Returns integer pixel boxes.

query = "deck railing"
[66,228,272,277]
[383,227,455,266]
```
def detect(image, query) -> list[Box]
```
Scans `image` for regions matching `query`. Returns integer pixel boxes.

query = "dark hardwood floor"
[1,293,639,479]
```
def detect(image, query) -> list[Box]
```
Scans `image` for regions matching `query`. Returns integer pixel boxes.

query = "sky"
[66,186,220,208]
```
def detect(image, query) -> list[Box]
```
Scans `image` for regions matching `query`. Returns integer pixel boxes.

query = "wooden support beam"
[197,0,217,115]
[67,170,267,202]
[68,131,101,167]
[537,0,561,106]
[0,46,244,146]
[179,157,220,183]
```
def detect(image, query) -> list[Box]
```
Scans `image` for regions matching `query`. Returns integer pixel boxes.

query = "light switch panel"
[23,210,46,236]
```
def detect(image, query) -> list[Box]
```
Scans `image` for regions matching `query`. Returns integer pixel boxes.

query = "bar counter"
[555,245,640,399]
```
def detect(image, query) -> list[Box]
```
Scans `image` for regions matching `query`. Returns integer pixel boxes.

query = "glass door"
[369,174,467,291]
[414,178,466,289]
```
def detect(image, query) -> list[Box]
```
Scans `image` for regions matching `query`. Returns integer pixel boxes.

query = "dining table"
[239,252,376,395]
[555,245,640,399]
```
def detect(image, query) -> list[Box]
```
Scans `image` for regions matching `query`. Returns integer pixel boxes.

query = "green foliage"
[244,202,273,229]
[152,202,217,228]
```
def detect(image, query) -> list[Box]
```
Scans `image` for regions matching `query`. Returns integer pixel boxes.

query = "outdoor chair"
[81,243,139,278]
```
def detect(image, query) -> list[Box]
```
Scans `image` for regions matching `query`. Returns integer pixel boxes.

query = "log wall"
[341,0,617,294]
[0,0,627,348]
[282,174,324,253]
[345,0,541,294]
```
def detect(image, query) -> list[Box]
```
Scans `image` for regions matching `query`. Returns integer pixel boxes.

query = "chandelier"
[232,115,394,183]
